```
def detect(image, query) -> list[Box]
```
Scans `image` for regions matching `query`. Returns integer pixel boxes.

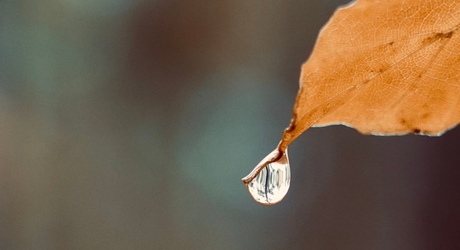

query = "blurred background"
[1,0,459,249]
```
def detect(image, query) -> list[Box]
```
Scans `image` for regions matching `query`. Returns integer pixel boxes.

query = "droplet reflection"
[246,150,290,205]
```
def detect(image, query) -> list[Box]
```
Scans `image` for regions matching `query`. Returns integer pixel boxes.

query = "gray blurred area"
[1,0,459,249]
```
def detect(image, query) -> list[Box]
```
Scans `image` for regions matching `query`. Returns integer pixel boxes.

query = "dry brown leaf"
[277,0,460,152]
[242,0,460,199]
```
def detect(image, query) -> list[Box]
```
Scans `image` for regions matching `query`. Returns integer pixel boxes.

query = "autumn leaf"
[243,0,460,204]
[276,0,460,152]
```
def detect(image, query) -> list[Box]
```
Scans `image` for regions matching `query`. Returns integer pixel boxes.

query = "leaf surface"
[278,0,460,151]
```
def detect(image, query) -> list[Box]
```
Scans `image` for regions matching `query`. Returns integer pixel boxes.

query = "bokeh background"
[1,0,460,249]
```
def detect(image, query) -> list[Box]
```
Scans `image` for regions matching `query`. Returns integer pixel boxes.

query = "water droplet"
[244,149,290,205]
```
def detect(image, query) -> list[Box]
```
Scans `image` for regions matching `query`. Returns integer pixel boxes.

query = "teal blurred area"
[1,0,460,249]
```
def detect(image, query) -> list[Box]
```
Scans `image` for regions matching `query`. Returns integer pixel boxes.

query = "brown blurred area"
[1,0,459,249]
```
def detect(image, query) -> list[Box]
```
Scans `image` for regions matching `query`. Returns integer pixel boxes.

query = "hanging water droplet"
[243,149,290,205]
